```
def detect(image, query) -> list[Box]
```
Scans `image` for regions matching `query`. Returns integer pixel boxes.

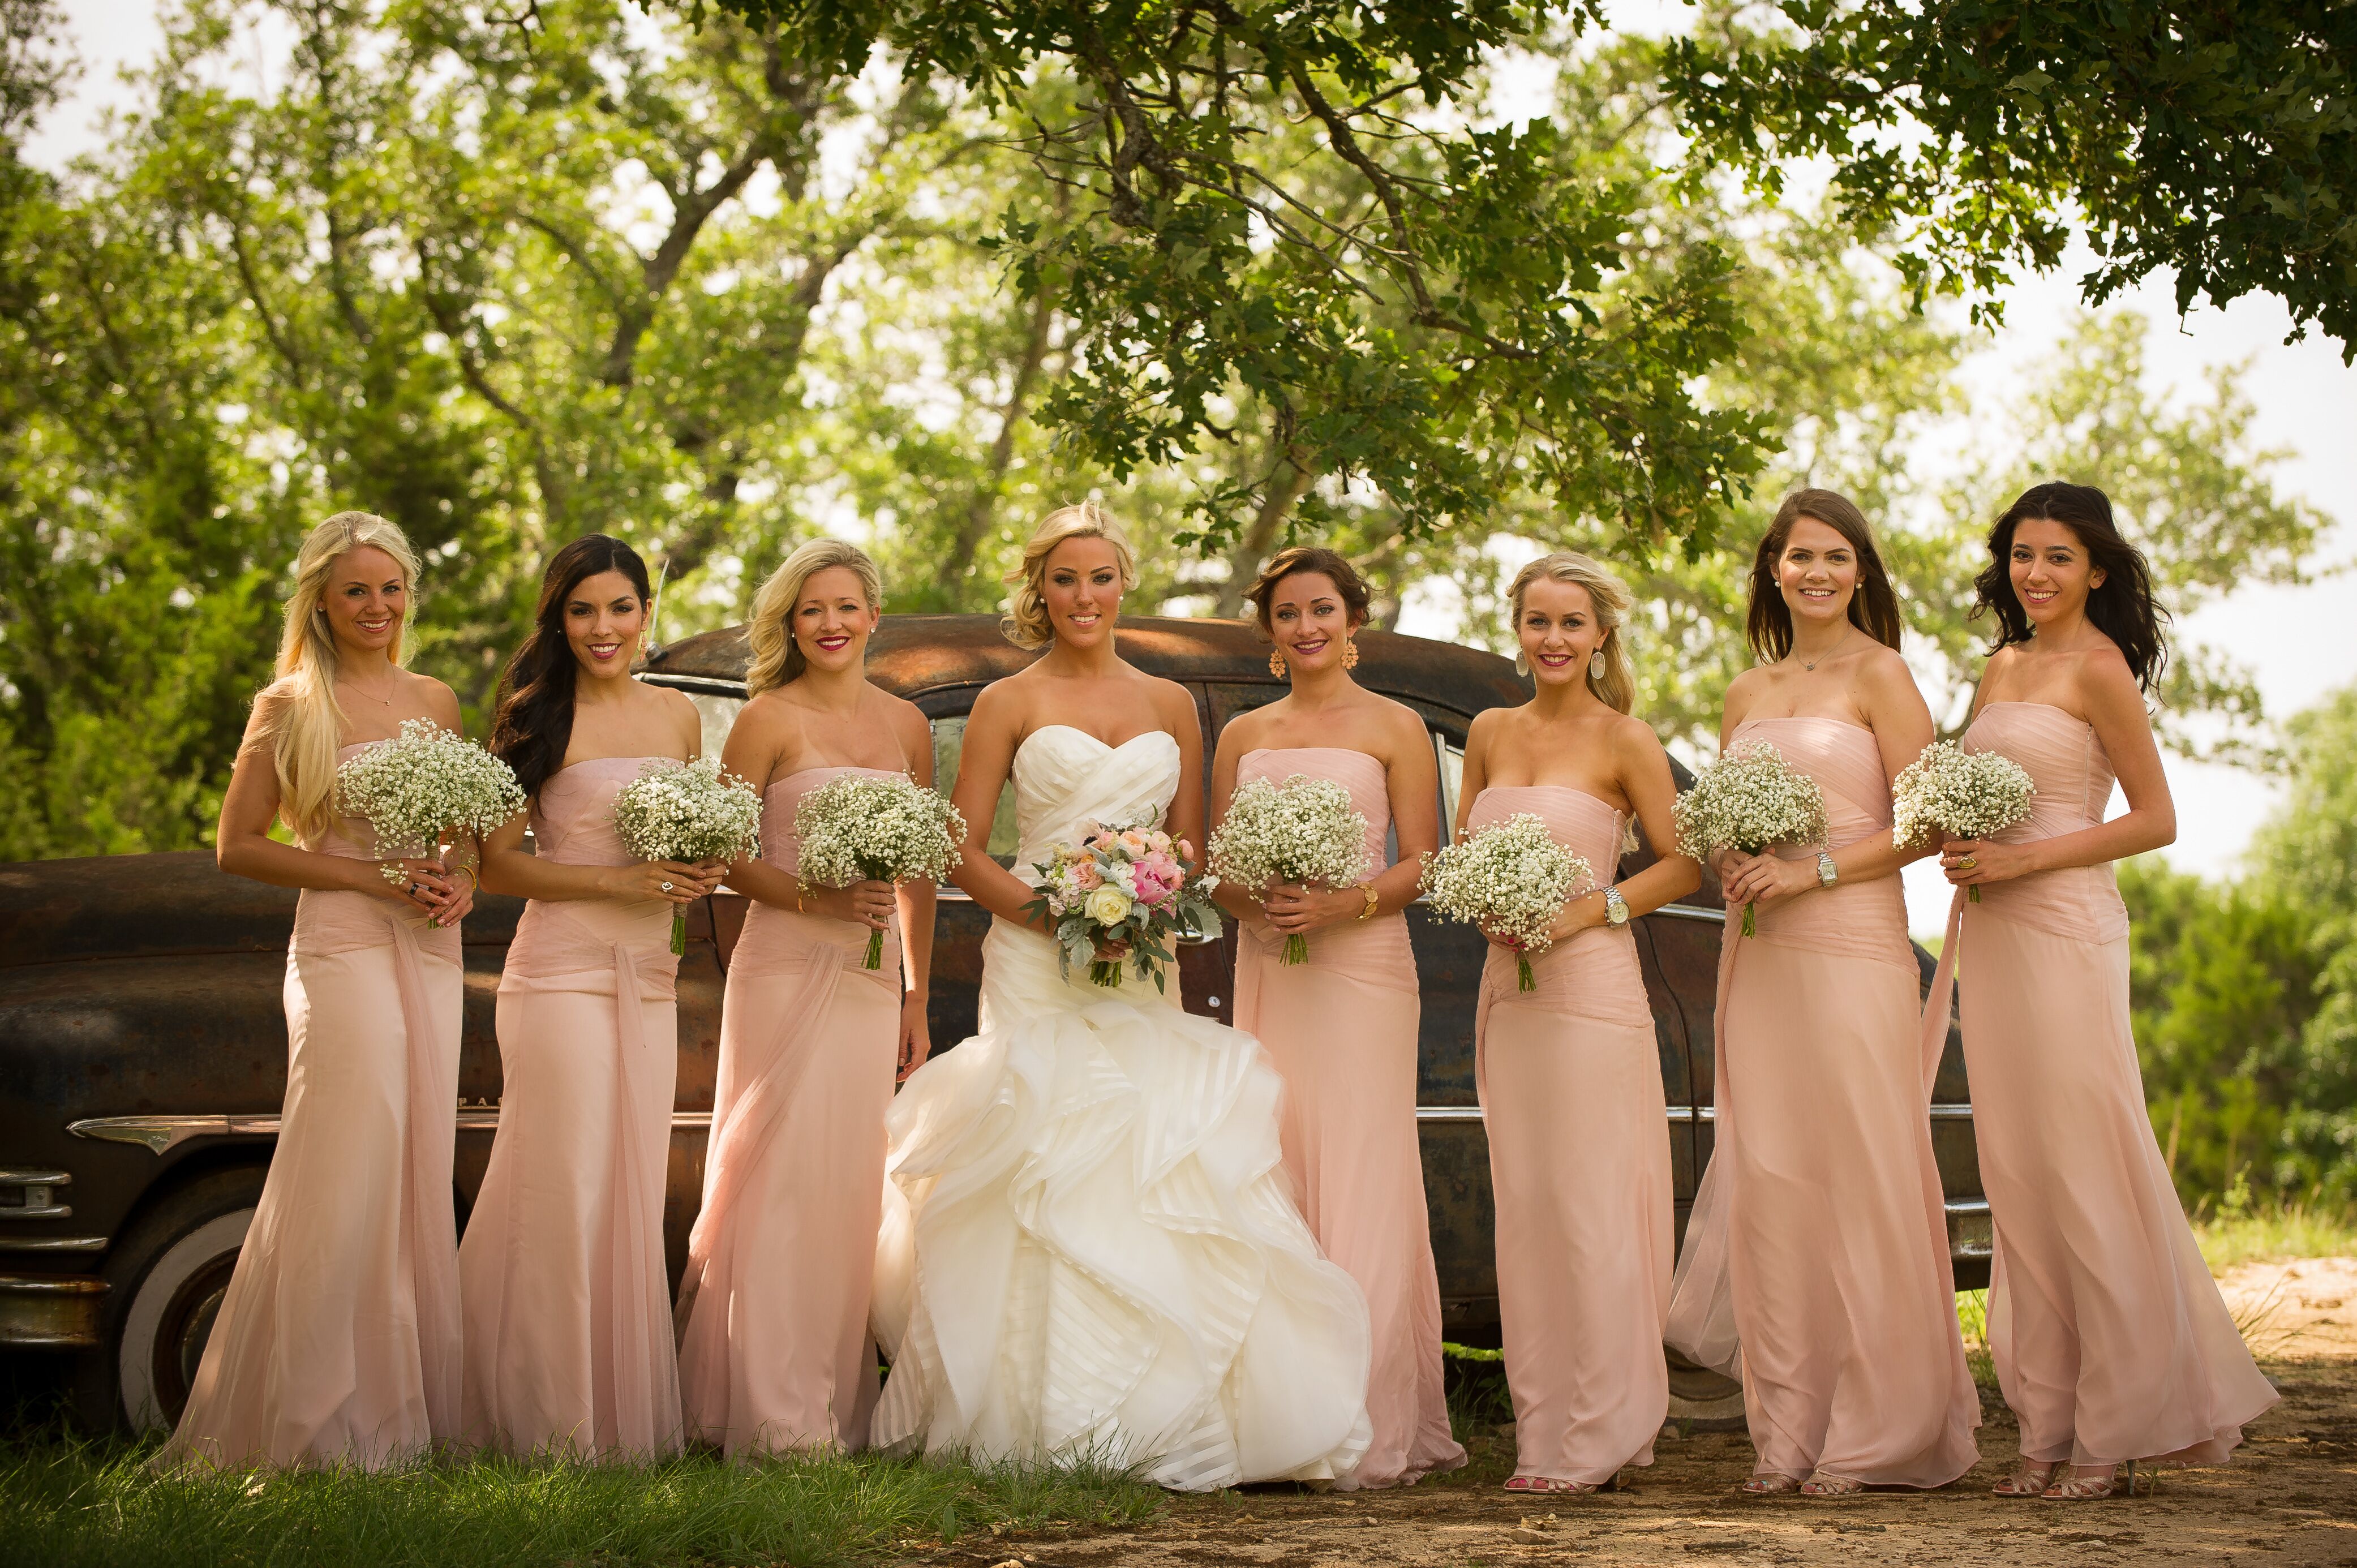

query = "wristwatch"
[1355,883,1380,921]
[1815,851,1839,888]
[1603,886,1629,927]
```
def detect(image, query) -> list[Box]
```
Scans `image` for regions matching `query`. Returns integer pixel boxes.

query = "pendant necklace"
[1796,625,1853,673]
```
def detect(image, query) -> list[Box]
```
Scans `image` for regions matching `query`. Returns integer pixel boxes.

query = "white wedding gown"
[870,725,1375,1489]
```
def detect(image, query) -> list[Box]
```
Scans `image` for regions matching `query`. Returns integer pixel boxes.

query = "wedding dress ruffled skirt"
[870,917,1375,1490]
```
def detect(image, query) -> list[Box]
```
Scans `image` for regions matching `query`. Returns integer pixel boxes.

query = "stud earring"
[1342,637,1359,671]
[1588,648,1607,681]
[1269,647,1287,678]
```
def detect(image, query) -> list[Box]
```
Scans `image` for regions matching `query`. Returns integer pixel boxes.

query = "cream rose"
[1083,885,1134,926]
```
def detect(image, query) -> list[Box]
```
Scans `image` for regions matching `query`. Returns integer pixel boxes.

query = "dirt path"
[891,1261,2357,1568]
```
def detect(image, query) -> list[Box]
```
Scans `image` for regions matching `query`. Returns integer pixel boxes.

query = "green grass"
[1953,1289,1999,1391]
[0,1425,1162,1568]
[2189,1198,2357,1274]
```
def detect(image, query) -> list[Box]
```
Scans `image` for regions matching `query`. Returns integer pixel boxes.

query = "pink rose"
[1074,861,1104,891]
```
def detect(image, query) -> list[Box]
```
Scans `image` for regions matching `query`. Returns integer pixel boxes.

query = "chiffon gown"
[869,725,1374,1491]
[1664,717,1980,1488]
[1469,785,1672,1487]
[1230,747,1463,1490]
[457,758,683,1459]
[157,741,463,1472]
[1923,701,2276,1469]
[676,766,903,1456]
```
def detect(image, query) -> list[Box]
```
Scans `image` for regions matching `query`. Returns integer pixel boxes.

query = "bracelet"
[1355,883,1380,921]
[449,864,478,895]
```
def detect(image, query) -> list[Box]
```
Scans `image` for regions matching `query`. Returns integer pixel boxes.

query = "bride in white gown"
[869,503,1375,1490]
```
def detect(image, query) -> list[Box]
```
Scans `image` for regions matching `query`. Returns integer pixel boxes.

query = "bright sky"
[29,2,2356,934]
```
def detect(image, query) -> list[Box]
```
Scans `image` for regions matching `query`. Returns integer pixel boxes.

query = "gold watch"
[1355,883,1380,921]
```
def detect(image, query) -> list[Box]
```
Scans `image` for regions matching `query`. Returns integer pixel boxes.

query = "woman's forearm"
[949,850,1046,930]
[478,844,613,903]
[217,832,379,895]
[727,857,807,913]
[897,881,937,997]
[2017,807,2175,873]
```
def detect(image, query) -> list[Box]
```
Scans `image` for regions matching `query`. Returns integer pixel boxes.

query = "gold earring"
[1342,637,1359,671]
[1269,647,1287,678]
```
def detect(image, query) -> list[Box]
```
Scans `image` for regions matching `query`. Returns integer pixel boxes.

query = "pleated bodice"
[1727,718,1909,973]
[737,766,905,980]
[1960,702,2128,944]
[1235,747,1413,992]
[1466,785,1649,1030]
[505,756,679,996]
[292,741,462,963]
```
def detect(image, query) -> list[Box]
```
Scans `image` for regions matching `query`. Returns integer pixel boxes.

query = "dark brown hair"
[490,535,654,801]
[1745,488,1904,662]
[1972,482,2168,692]
[1243,546,1372,634]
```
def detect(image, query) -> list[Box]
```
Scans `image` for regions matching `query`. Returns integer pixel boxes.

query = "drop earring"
[1269,647,1287,678]
[1588,648,1606,681]
[1342,637,1359,671]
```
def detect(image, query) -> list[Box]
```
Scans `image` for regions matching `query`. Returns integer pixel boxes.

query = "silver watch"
[1603,886,1629,927]
[1815,851,1838,887]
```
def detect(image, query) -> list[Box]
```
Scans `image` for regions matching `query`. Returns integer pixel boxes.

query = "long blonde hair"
[745,538,885,696]
[1002,500,1139,650]
[1506,551,1638,714]
[268,511,421,844]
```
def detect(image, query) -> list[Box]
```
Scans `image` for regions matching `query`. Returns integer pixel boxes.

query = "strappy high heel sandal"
[2046,1460,2135,1501]
[1740,1473,1802,1496]
[1801,1471,1865,1497]
[1991,1460,2057,1497]
[1505,1475,1603,1494]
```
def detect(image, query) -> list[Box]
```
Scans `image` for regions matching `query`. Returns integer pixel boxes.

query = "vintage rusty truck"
[0,616,1987,1432]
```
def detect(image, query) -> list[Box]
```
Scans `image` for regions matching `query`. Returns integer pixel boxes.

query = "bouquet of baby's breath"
[1418,814,1592,993]
[609,756,763,955]
[334,719,525,890]
[1675,740,1829,936]
[794,774,968,968]
[1207,774,1374,965]
[1891,740,2035,903]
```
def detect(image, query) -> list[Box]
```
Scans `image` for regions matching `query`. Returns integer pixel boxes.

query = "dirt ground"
[891,1258,2357,1568]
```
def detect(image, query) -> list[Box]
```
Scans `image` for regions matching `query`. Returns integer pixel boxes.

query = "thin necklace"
[1793,624,1853,673]
[340,672,398,707]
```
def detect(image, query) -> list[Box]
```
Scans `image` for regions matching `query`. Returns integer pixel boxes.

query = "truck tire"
[68,1165,266,1434]
[1664,1346,1746,1430]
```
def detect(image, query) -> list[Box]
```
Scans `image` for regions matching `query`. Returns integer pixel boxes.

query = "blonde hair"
[1506,551,1638,714]
[1001,500,1139,650]
[267,511,421,845]
[745,538,885,695]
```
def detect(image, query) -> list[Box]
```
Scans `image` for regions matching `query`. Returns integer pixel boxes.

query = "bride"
[869,502,1374,1490]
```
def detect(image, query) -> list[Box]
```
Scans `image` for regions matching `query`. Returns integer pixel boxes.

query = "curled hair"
[1745,488,1904,663]
[490,535,653,801]
[1001,500,1139,650]
[1973,482,2169,691]
[1243,546,1372,635]
[746,538,884,696]
[1506,551,1639,714]
[265,512,420,846]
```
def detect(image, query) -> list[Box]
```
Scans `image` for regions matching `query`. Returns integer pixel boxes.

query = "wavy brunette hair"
[1242,545,1372,633]
[1972,482,2168,692]
[1745,488,1904,662]
[490,535,653,801]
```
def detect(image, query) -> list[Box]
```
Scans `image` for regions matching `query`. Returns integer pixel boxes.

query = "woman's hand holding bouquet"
[1024,820,1222,989]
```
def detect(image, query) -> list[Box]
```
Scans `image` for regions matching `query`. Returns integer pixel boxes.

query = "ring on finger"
[660,880,676,893]
[1957,856,1978,870]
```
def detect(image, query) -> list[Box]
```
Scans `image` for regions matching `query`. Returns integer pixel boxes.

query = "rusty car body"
[0,615,1987,1431]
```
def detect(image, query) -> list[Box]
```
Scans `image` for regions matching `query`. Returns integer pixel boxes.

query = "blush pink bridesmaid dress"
[158,741,463,1472]
[1467,785,1672,1487]
[1666,718,1979,1488]
[1924,702,2275,1471]
[457,758,683,1459]
[675,766,904,1456]
[1230,748,1465,1490]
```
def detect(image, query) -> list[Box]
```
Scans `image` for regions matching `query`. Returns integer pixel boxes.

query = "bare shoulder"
[1143,673,1199,732]
[1854,641,1927,707]
[1722,664,1769,711]
[965,673,1034,742]
[654,683,703,748]
[1465,704,1510,745]
[412,673,464,731]
[1607,708,1665,760]
[2075,640,2146,717]
[879,688,932,758]
[1366,689,1428,742]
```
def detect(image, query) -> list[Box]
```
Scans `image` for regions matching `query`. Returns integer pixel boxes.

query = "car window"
[930,715,1022,866]
[1435,733,1464,842]
[681,692,744,762]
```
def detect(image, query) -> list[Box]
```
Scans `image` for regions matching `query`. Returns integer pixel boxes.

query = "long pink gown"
[1924,701,2276,1468]
[675,767,903,1455]
[1665,717,1979,1487]
[1230,748,1465,1490]
[1469,785,1671,1487]
[158,741,463,1472]
[457,758,682,1459]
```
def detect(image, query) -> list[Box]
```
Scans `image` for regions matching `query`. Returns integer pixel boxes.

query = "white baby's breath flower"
[791,772,967,966]
[1208,773,1375,965]
[334,718,525,871]
[1674,740,1830,936]
[1418,813,1592,992]
[609,756,765,955]
[1892,739,2036,901]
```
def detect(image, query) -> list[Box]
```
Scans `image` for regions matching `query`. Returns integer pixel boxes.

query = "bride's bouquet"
[793,773,968,967]
[1418,814,1591,993]
[609,756,764,955]
[334,719,525,909]
[1206,774,1373,965]
[1674,739,1829,936]
[1891,740,2035,902]
[1024,820,1222,990]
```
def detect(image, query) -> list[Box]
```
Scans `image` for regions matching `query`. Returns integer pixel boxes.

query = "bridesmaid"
[1931,483,2276,1499]
[1665,489,1980,1496]
[1209,546,1466,1491]
[164,511,472,1471]
[675,539,936,1455]
[1456,552,1701,1494]
[461,535,718,1460]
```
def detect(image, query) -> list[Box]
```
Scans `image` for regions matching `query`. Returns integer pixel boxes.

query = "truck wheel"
[68,1165,266,1434]
[1665,1347,1746,1430]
